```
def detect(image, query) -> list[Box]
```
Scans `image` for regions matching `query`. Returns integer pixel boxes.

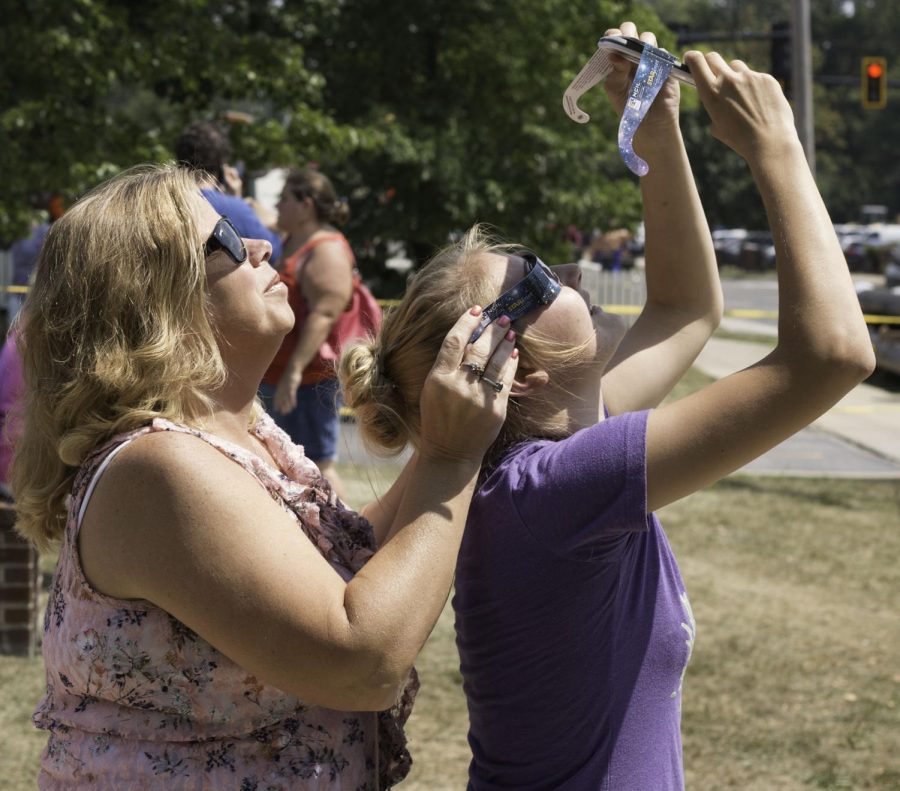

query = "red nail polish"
[470,305,482,316]
[511,348,519,359]
[497,315,511,327]
[506,329,516,342]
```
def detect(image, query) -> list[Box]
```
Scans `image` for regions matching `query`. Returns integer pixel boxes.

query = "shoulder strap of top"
[287,232,355,281]
[295,231,349,259]
[76,437,138,529]
[71,419,286,537]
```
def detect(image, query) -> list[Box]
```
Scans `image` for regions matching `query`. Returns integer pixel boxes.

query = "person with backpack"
[261,168,378,500]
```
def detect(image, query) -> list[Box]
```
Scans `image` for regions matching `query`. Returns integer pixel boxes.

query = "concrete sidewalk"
[694,331,900,477]
[338,326,900,479]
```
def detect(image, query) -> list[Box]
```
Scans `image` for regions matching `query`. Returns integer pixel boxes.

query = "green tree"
[0,0,335,241]
[646,0,900,227]
[300,0,674,268]
[2,0,673,274]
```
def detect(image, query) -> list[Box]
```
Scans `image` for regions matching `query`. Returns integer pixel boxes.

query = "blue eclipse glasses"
[204,216,247,264]
[469,253,562,344]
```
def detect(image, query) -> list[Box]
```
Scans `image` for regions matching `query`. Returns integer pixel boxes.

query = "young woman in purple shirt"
[339,21,875,791]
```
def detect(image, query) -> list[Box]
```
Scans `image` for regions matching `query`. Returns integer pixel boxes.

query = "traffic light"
[861,57,887,109]
[771,22,792,98]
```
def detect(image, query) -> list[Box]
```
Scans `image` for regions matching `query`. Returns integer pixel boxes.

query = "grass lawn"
[2,373,897,789]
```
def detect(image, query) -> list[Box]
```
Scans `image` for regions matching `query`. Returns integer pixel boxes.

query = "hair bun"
[338,341,408,454]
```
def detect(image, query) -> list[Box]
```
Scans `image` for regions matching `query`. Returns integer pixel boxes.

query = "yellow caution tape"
[3,287,899,325]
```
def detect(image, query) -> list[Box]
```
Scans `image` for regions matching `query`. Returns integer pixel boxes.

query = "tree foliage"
[4,0,900,274]
[0,0,331,240]
[649,0,900,226]
[1,0,665,269]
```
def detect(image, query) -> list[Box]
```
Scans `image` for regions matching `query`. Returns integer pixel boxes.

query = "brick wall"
[0,504,39,656]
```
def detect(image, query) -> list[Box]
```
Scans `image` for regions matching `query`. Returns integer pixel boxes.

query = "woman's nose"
[552,263,582,289]
[245,238,272,266]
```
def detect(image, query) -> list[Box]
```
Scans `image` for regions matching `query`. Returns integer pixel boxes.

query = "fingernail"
[470,305,482,316]
[511,348,519,359]
[497,315,511,327]
[505,329,516,342]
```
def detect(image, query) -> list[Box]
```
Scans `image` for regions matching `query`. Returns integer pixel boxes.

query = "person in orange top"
[261,168,362,500]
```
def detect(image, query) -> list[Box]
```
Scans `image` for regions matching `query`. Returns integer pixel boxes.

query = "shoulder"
[303,236,354,292]
[94,428,270,515]
[201,191,274,239]
[79,427,288,598]
[307,233,353,263]
[201,189,242,214]
[500,412,648,479]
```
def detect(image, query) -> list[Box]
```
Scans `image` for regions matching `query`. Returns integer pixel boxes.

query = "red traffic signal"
[861,57,887,109]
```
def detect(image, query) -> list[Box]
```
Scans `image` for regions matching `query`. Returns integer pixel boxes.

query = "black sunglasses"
[204,216,247,264]
[469,252,562,343]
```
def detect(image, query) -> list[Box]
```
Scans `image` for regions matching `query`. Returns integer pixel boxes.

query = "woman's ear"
[510,368,550,397]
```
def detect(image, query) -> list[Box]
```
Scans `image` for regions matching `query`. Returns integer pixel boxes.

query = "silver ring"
[481,376,504,393]
[461,362,486,378]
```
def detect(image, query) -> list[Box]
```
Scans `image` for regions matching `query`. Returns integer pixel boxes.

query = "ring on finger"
[461,362,486,378]
[481,375,504,393]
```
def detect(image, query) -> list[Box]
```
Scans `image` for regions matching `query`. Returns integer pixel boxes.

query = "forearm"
[360,452,419,546]
[284,311,337,377]
[749,139,872,367]
[640,126,722,322]
[342,456,480,686]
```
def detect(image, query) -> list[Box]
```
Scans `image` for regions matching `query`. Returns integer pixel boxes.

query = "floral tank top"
[34,414,418,790]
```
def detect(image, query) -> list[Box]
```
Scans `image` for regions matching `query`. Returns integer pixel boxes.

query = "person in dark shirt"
[175,120,282,265]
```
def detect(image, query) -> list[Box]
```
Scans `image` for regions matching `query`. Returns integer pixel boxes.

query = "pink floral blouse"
[35,414,417,790]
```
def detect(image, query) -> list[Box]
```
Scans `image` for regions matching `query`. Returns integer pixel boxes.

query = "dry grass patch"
[668,476,899,790]
[401,476,900,790]
[2,453,896,790]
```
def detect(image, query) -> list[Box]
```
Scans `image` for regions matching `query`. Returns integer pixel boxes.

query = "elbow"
[335,648,413,711]
[357,667,413,712]
[281,645,410,712]
[706,286,725,330]
[827,348,876,390]
[705,302,724,335]
[712,295,725,329]
[844,342,877,383]
[826,325,877,383]
[324,615,416,711]
[782,329,876,386]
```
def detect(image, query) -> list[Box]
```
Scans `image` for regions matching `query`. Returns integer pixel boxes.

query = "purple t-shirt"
[453,410,695,790]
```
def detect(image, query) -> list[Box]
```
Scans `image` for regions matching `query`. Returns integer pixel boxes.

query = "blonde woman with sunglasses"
[13,165,518,789]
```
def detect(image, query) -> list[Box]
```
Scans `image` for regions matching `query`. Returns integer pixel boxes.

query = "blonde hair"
[12,164,230,551]
[339,226,589,463]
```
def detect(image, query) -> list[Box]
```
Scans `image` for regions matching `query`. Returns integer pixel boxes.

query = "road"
[720,272,886,337]
[721,277,779,333]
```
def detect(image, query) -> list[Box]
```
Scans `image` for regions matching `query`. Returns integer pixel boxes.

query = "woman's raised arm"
[644,51,875,512]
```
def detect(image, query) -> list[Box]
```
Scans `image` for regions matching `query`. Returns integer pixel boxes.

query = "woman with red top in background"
[261,168,367,501]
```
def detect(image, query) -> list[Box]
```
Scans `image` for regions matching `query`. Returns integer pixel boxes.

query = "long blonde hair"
[339,226,589,463]
[12,165,228,551]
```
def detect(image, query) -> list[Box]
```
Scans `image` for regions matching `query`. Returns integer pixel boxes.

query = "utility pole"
[791,0,815,179]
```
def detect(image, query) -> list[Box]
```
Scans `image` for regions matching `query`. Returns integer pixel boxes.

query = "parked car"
[712,228,747,267]
[738,231,776,271]
[883,245,900,288]
[858,286,900,376]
